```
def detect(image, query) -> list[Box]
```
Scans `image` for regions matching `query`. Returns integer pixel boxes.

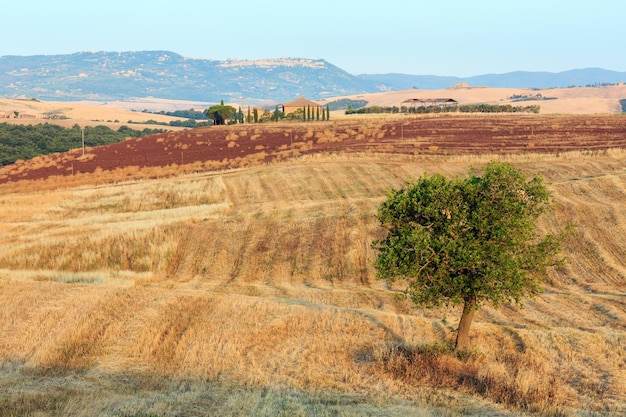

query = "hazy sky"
[2,0,624,76]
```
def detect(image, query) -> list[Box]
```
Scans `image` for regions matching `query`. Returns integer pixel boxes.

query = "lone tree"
[205,101,236,125]
[373,161,562,352]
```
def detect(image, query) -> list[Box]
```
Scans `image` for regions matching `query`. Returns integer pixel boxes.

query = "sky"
[1,0,624,77]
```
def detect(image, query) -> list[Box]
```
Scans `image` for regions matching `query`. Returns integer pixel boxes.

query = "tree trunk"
[455,296,477,352]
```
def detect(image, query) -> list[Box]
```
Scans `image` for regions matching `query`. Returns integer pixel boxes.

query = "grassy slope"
[0,151,625,416]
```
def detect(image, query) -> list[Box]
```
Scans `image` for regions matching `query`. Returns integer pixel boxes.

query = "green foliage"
[345,106,400,115]
[285,108,305,121]
[151,109,209,120]
[0,123,164,166]
[258,110,274,123]
[205,103,236,125]
[509,93,556,102]
[620,99,626,113]
[131,110,213,127]
[238,106,244,124]
[348,104,540,115]
[327,98,368,111]
[457,104,540,114]
[273,105,284,122]
[373,161,562,311]
[167,119,212,128]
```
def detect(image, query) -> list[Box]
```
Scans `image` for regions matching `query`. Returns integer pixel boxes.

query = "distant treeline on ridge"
[345,104,541,115]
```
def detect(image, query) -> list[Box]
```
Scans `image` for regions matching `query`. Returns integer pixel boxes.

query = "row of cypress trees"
[242,104,331,123]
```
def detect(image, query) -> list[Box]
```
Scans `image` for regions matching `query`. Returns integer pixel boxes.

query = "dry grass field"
[0,98,188,131]
[2,83,625,132]
[0,115,625,416]
[324,84,626,115]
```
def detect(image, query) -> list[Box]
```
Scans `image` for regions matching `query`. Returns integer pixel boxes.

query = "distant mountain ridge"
[361,68,626,90]
[1,51,624,103]
[0,51,375,103]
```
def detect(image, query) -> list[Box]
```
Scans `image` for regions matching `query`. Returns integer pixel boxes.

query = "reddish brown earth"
[2,114,626,186]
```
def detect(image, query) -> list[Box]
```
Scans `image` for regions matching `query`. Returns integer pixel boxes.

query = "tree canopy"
[205,102,236,125]
[373,161,562,351]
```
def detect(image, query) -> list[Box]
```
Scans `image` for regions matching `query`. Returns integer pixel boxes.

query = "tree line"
[149,109,209,120]
[346,104,541,115]
[205,101,331,125]
[0,123,165,166]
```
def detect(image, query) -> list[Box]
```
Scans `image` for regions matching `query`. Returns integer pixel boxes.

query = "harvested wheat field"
[0,115,625,416]
[2,114,626,189]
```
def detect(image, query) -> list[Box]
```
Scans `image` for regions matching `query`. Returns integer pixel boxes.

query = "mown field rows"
[1,142,625,415]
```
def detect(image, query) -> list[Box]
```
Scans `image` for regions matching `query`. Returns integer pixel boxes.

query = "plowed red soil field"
[2,114,626,185]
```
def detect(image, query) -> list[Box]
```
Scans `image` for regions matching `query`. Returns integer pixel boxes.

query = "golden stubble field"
[0,98,189,131]
[0,137,625,413]
[2,84,626,132]
[322,84,626,115]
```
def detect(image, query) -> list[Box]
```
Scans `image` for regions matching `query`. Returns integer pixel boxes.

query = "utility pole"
[81,127,85,157]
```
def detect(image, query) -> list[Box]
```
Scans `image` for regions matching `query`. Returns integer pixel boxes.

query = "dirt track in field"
[2,114,626,185]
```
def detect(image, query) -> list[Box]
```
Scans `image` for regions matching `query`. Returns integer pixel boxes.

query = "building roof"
[282,96,322,107]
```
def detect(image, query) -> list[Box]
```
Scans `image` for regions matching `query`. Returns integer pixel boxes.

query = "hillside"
[361,68,626,90]
[0,51,376,103]
[322,84,626,115]
[0,115,625,416]
[0,97,189,130]
[2,51,626,103]
[2,114,626,186]
[0,152,625,416]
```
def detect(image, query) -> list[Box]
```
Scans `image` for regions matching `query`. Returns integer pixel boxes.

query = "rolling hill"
[360,67,626,90]
[2,51,626,103]
[0,51,377,103]
[2,113,626,186]
[0,119,625,415]
[2,46,626,416]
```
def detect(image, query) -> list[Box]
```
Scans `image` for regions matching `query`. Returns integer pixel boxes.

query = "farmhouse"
[281,96,323,116]
[402,98,458,110]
